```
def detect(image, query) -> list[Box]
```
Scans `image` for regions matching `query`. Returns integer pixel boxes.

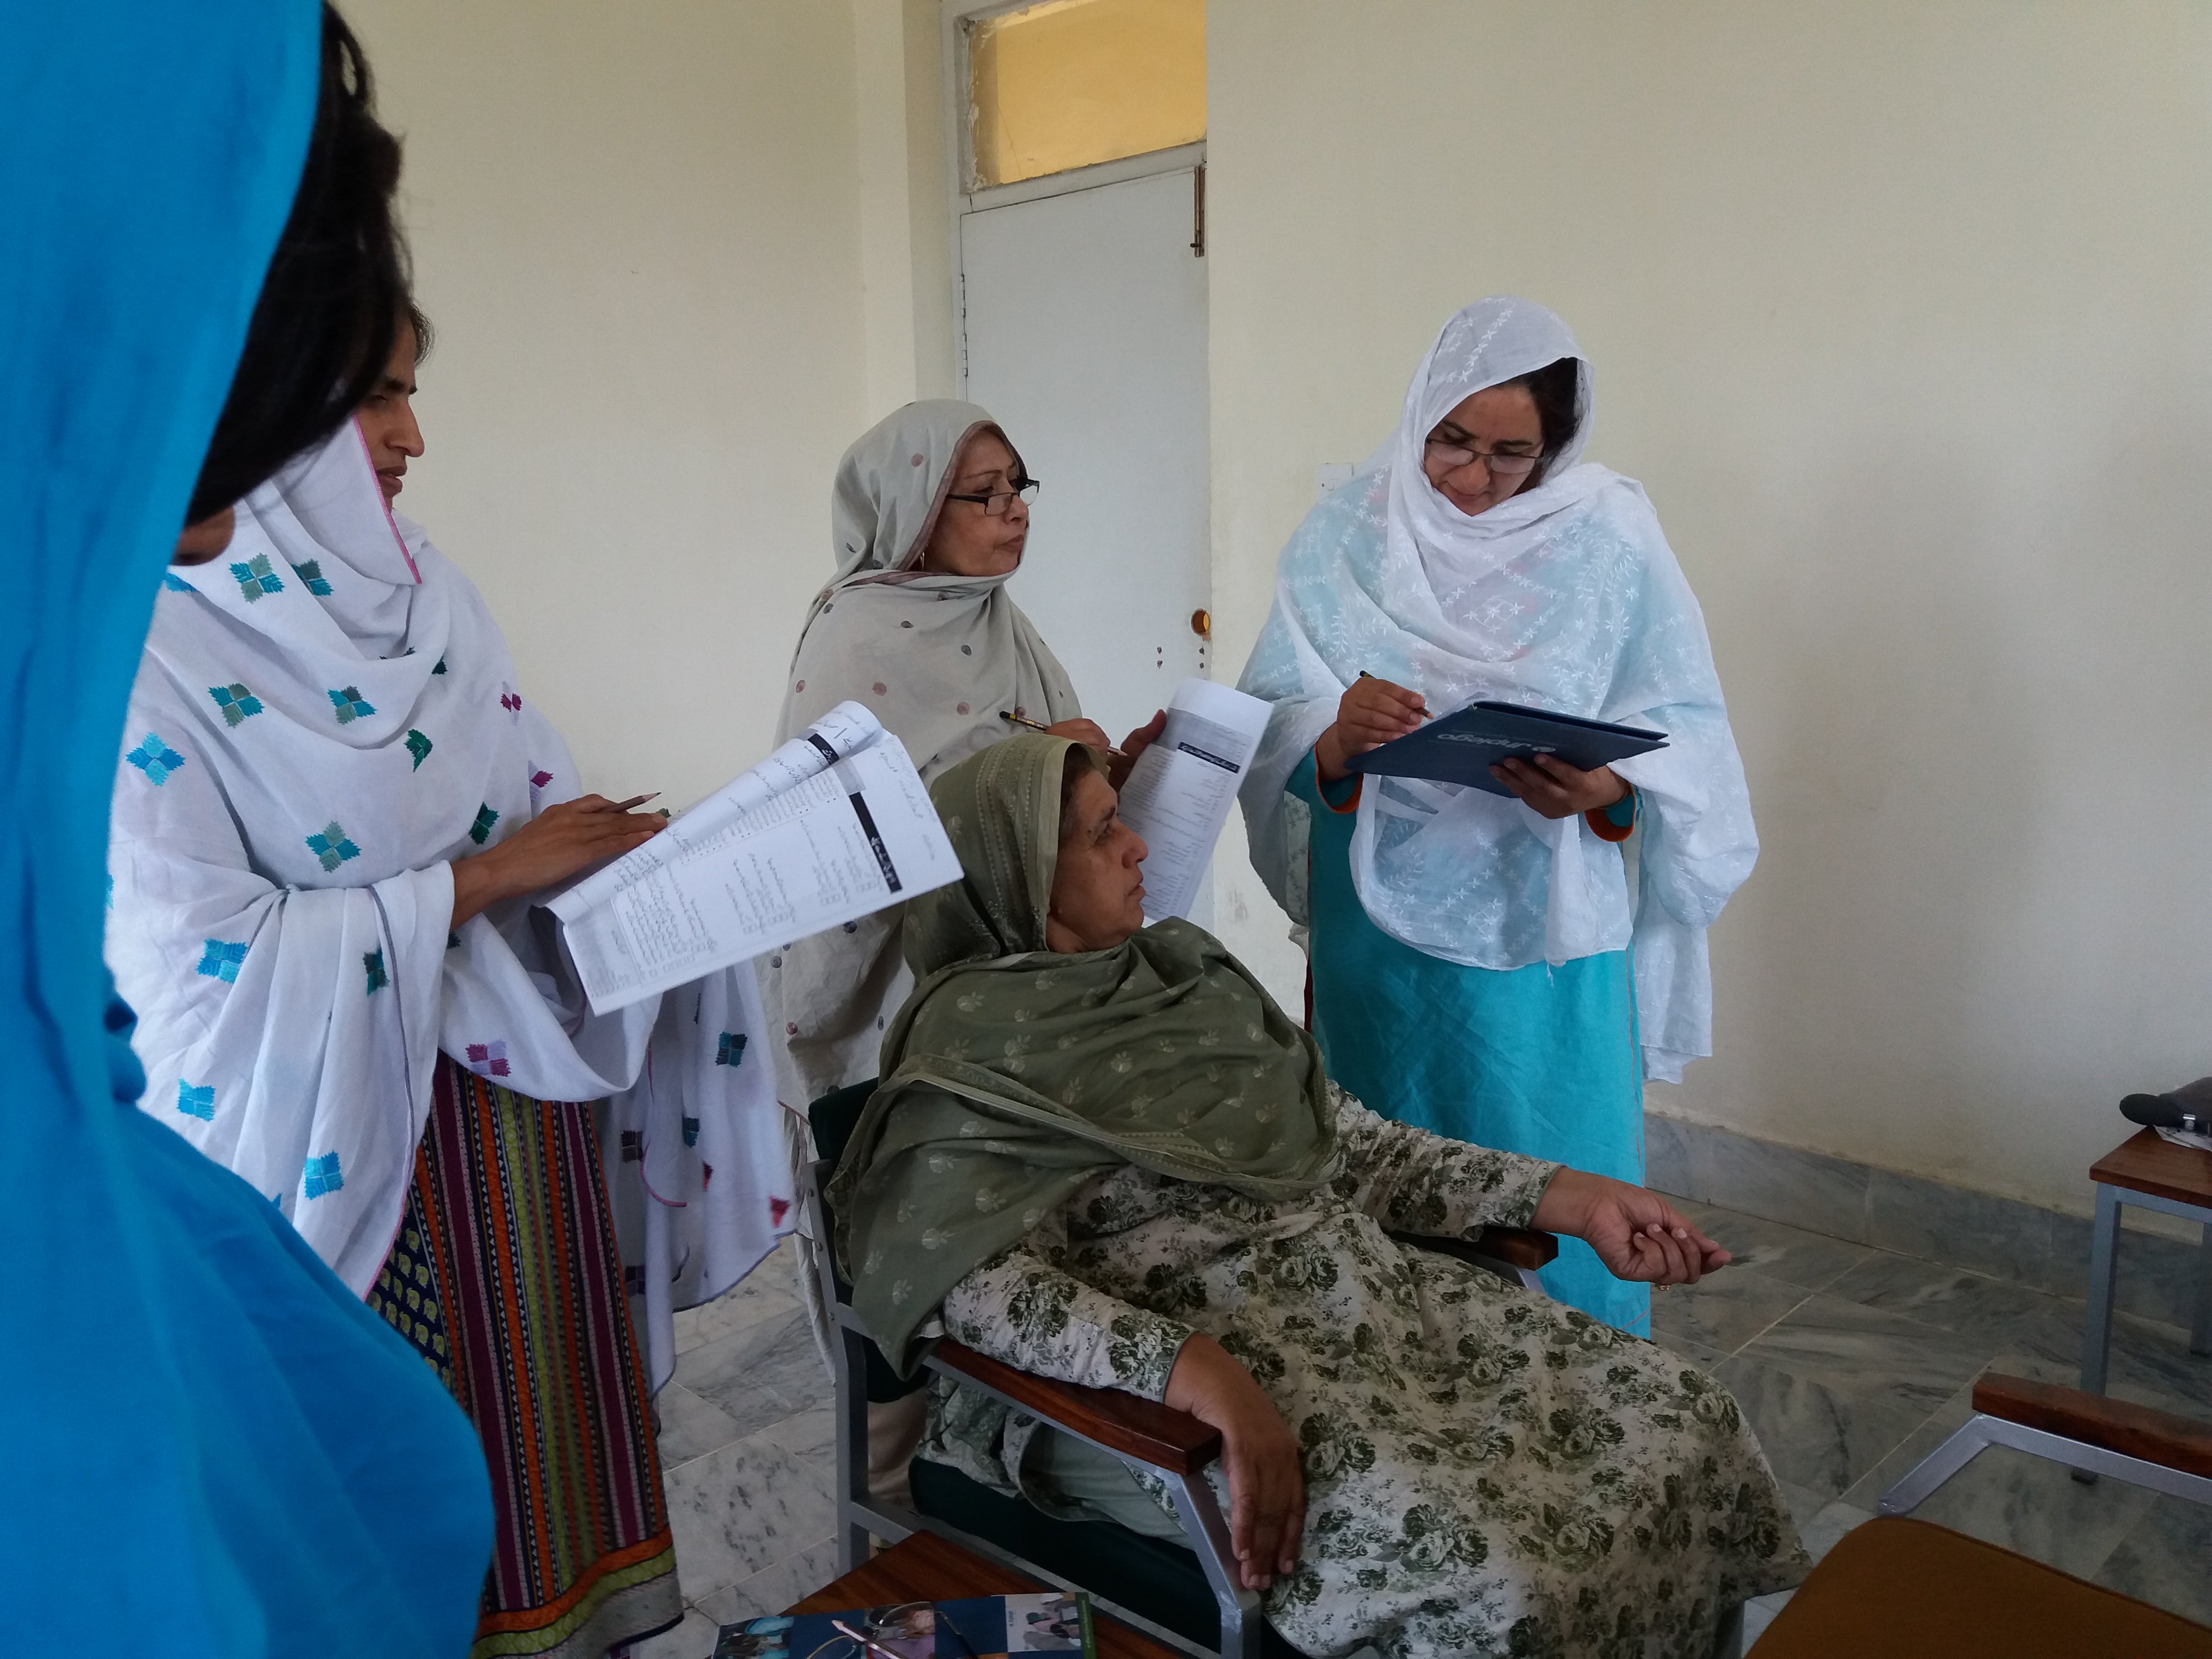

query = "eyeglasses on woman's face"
[944,477,1042,517]
[1422,432,1538,479]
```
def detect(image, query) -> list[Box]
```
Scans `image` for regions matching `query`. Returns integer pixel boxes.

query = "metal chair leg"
[1879,1416,1994,1515]
[835,1324,876,1573]
[2081,1184,2121,1395]
[1163,1470,1264,1659]
[1884,1407,2212,1515]
[2192,1220,2212,1358]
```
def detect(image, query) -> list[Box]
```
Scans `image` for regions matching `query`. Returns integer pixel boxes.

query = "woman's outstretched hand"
[450,794,668,928]
[1530,1168,1731,1286]
[1315,676,1425,782]
[1163,1334,1305,1592]
[1491,752,1630,819]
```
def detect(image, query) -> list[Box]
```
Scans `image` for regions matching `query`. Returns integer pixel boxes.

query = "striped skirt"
[369,1054,681,1659]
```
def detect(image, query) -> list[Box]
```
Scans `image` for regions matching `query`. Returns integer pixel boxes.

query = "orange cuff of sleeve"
[1321,773,1362,814]
[1584,799,1634,842]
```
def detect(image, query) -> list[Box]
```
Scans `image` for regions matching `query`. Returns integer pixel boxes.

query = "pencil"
[1000,709,1129,761]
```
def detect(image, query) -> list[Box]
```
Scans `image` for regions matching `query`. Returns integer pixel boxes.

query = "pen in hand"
[1000,709,1129,761]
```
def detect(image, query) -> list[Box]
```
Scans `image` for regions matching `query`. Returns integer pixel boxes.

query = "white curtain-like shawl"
[1235,297,1757,1082]
[106,421,787,1387]
[766,400,1080,1107]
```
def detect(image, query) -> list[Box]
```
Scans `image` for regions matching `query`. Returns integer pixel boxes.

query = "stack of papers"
[548,703,961,1014]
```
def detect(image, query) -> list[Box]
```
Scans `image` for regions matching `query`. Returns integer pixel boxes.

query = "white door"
[960,167,1210,743]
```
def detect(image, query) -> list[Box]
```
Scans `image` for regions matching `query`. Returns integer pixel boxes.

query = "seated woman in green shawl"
[833,735,1805,1659]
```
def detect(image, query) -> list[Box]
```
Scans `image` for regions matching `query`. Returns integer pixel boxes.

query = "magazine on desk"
[712,1592,1095,1659]
[547,702,963,1015]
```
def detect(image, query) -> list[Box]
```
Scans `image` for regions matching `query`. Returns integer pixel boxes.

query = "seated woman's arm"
[1331,1085,1730,1285]
[940,1243,1193,1400]
[1328,1083,1559,1235]
[941,1245,1305,1596]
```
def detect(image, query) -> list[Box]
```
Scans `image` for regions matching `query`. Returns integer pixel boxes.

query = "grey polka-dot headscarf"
[766,402,1082,1109]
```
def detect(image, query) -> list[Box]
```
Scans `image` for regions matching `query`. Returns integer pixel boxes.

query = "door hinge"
[1191,164,1206,258]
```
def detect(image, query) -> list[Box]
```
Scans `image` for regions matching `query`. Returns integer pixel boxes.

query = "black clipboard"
[1346,700,1668,797]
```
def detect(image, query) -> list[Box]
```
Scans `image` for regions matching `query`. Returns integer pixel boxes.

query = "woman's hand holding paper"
[1315,675,1426,781]
[451,795,667,927]
[1107,708,1167,788]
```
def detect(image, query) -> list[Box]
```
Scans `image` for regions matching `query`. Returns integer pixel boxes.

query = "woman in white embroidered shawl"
[1236,297,1756,1337]
[106,316,786,1659]
[765,400,1161,1107]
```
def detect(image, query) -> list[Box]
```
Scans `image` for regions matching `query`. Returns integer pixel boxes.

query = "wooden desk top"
[786,1531,1180,1659]
[2091,1129,2212,1211]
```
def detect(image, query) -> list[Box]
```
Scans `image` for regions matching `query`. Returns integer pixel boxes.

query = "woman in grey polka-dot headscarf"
[766,401,1160,1469]
[769,399,1100,1109]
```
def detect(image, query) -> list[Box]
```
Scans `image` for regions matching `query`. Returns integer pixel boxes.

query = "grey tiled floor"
[637,1208,2211,1658]
[637,1237,838,1659]
[1651,1199,2212,1647]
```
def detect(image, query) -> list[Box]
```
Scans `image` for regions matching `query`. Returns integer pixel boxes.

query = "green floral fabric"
[920,1085,1806,1659]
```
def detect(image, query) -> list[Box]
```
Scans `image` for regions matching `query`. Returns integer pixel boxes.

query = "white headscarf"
[766,401,1081,1107]
[106,421,786,1385]
[1236,297,1757,1082]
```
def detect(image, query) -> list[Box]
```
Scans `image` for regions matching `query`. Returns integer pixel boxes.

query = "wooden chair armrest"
[928,1339,1222,1476]
[1393,1225,1561,1273]
[1972,1371,2212,1479]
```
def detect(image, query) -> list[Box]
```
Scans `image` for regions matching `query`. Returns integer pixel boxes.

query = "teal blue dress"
[1291,753,1649,1335]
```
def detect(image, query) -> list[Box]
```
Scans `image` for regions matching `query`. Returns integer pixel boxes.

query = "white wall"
[853,0,960,410]
[347,1,867,811]
[343,0,2212,1222]
[1206,0,2212,1218]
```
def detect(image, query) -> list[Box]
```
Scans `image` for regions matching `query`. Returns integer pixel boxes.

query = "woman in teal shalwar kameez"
[1238,298,1757,1334]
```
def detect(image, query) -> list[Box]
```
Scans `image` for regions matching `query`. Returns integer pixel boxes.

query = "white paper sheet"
[1116,677,1273,922]
[551,701,884,921]
[550,716,961,1014]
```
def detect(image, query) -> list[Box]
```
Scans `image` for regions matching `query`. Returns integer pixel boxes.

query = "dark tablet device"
[1347,700,1668,797]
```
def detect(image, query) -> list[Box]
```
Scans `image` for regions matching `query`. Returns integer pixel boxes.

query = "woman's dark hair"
[1505,357,1582,465]
[406,297,435,364]
[185,4,409,522]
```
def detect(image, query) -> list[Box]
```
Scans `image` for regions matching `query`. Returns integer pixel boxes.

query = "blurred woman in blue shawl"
[0,4,491,1652]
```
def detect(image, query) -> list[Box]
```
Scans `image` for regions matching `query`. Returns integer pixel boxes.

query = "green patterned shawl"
[829,734,1339,1370]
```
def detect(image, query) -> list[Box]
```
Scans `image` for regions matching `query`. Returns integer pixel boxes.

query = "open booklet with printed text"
[548,703,962,1015]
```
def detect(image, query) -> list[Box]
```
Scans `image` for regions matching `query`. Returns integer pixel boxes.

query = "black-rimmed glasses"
[944,477,1041,516]
[1423,435,1538,479]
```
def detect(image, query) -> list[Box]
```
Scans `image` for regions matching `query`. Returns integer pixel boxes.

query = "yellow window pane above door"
[968,0,1205,189]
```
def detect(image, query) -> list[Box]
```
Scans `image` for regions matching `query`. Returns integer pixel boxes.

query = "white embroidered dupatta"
[106,422,788,1385]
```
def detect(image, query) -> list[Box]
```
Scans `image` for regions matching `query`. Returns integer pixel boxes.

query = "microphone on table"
[2119,1075,2212,1134]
